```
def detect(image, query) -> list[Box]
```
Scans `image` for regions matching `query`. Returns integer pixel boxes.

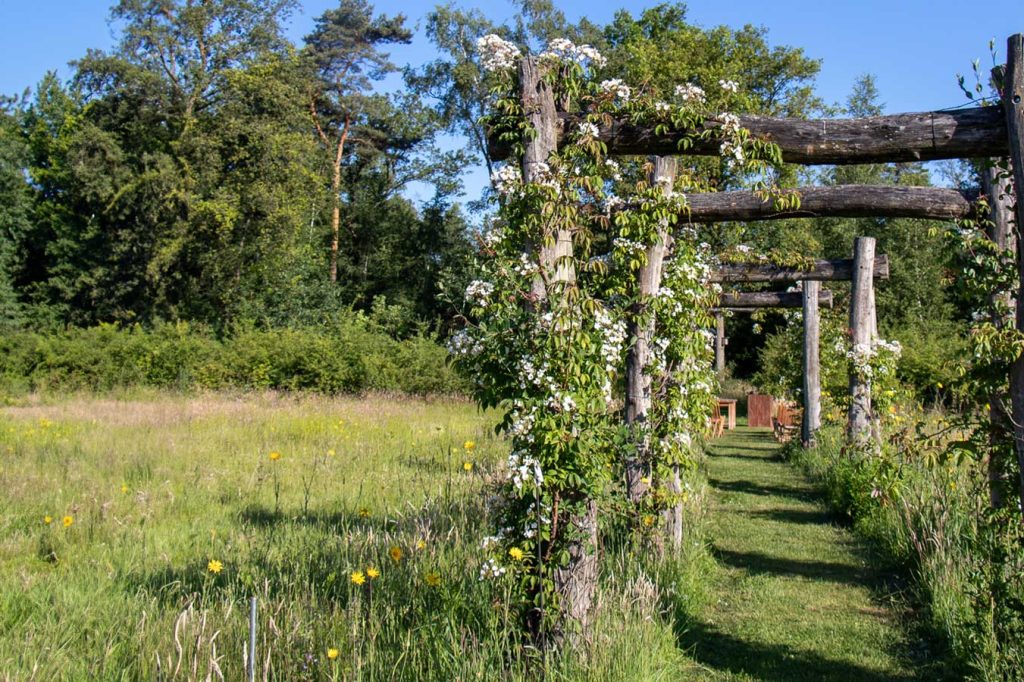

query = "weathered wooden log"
[714,311,727,375]
[519,56,598,638]
[802,280,821,447]
[982,160,1015,510]
[680,185,979,223]
[717,290,833,310]
[710,255,889,283]
[847,237,876,447]
[625,157,676,509]
[488,106,1007,164]
[1003,33,1024,517]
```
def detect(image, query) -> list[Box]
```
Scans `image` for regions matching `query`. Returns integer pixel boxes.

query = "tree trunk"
[328,115,351,284]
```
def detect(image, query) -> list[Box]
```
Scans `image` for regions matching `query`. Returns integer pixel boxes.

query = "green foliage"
[788,427,1024,680]
[0,319,466,396]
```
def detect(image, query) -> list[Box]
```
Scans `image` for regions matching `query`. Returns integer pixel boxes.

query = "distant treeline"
[0,317,466,396]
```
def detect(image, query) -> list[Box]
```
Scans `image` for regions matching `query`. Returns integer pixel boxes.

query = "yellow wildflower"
[121,484,129,494]
[269,451,281,462]
[508,547,524,561]
[642,515,656,527]
[462,461,473,472]
[463,440,476,451]
[389,546,404,562]
[350,571,366,585]
[43,515,53,525]
[327,448,336,457]
[358,507,370,518]
[208,559,223,574]
[415,539,426,551]
[327,648,339,660]
[424,571,441,587]
[62,515,73,528]
[366,566,380,579]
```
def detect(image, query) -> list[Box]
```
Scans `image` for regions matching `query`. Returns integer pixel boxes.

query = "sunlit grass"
[0,391,710,680]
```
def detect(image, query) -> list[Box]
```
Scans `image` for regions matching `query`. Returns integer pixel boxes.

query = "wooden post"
[518,56,597,636]
[715,312,727,376]
[847,237,876,447]
[802,280,821,447]
[983,159,1015,509]
[625,157,677,506]
[1002,33,1024,516]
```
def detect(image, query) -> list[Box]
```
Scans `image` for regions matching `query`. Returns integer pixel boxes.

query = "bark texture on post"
[518,57,597,636]
[847,237,876,446]
[715,312,727,376]
[983,159,1015,509]
[625,157,677,505]
[802,280,821,447]
[1003,33,1024,515]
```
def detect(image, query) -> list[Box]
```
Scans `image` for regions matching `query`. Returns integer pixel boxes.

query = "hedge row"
[0,321,467,396]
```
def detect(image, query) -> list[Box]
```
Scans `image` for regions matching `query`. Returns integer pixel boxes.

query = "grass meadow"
[0,391,709,681]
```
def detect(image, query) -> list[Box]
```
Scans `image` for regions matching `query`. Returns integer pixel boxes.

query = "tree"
[304,0,412,283]
[0,95,30,329]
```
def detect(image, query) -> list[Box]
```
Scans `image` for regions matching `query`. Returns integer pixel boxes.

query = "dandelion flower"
[463,440,476,451]
[62,515,73,528]
[43,515,53,525]
[642,514,656,527]
[350,570,366,585]
[389,546,404,562]
[415,539,426,551]
[424,571,441,587]
[463,461,473,472]
[327,448,336,457]
[208,559,223,574]
[327,648,339,660]
[508,547,524,561]
[121,484,129,494]
[269,451,281,462]
[358,507,370,519]
[366,566,380,579]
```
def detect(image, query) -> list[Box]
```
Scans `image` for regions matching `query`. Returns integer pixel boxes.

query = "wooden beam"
[680,185,978,223]
[488,106,1007,164]
[716,289,833,309]
[847,237,875,446]
[710,255,889,283]
[803,280,821,447]
[1004,33,1024,516]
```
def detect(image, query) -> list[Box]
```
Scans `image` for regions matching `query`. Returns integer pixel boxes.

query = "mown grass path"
[679,426,933,681]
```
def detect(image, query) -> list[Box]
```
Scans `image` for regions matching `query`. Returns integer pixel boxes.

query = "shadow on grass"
[676,619,916,682]
[713,546,869,586]
[708,477,815,503]
[744,507,838,525]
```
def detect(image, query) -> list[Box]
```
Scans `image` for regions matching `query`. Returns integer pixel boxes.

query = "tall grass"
[785,427,1023,680]
[0,393,710,680]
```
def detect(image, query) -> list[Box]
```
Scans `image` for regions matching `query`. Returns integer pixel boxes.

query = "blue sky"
[1,0,1019,202]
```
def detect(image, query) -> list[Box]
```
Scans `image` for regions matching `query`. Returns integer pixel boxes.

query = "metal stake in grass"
[248,596,257,682]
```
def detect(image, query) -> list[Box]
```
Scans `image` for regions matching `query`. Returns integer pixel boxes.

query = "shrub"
[0,319,467,396]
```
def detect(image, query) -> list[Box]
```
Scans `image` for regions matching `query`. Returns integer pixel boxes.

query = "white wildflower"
[674,83,706,103]
[477,34,522,72]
